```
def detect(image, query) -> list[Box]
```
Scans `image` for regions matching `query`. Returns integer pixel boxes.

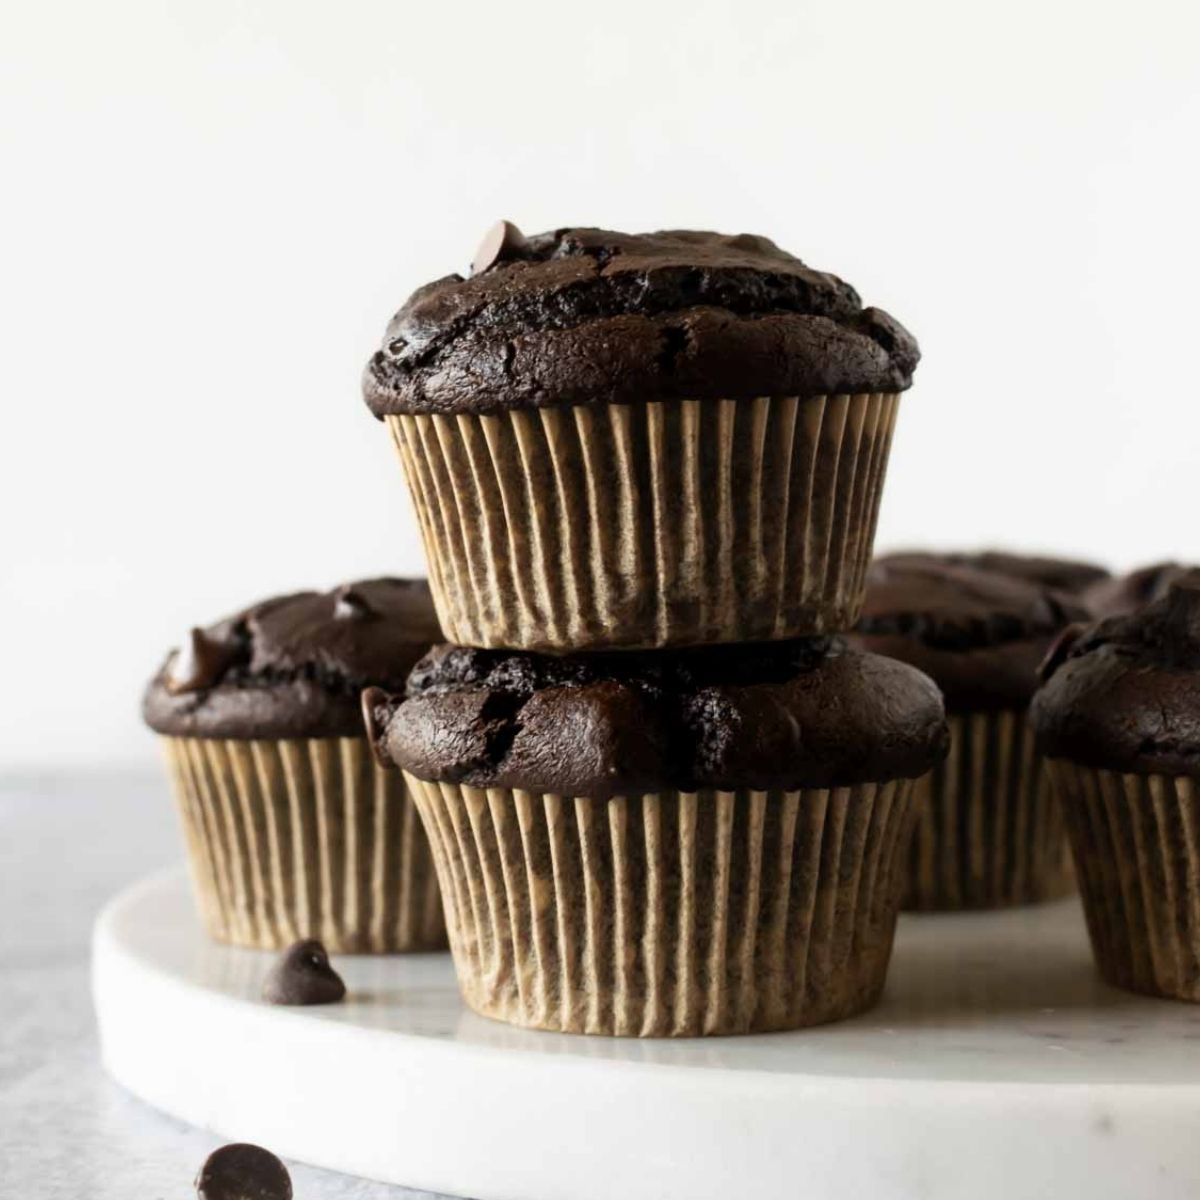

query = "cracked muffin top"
[1031,572,1200,777]
[363,638,948,797]
[362,224,919,417]
[143,579,441,739]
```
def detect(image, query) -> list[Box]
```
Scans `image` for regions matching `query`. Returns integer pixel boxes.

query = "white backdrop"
[2,0,1198,769]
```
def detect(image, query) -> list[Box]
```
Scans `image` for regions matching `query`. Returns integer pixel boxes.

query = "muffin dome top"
[851,555,1090,711]
[364,638,948,797]
[1031,573,1200,777]
[880,549,1109,594]
[363,224,919,417]
[1083,560,1191,620]
[144,579,441,740]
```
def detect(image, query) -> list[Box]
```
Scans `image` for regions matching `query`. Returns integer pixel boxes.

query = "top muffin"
[363,225,919,416]
[143,579,441,740]
[1031,573,1200,776]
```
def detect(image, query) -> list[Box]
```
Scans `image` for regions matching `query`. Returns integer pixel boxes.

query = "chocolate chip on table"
[196,1143,292,1200]
[471,219,527,274]
[261,939,346,1006]
[166,628,241,694]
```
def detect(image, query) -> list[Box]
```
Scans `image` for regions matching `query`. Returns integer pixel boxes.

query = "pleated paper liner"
[1048,761,1200,1002]
[161,736,446,953]
[405,776,920,1036]
[388,392,900,651]
[904,711,1074,910]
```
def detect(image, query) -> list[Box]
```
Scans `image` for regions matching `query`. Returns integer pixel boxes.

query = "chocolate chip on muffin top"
[143,579,441,739]
[364,638,949,797]
[363,225,919,416]
[1031,572,1200,777]
[851,555,1090,711]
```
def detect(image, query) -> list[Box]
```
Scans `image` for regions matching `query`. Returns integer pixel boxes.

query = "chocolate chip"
[262,939,346,1006]
[360,686,391,764]
[196,1143,292,1200]
[726,232,777,254]
[166,628,242,695]
[333,586,374,620]
[1036,622,1087,683]
[471,220,527,274]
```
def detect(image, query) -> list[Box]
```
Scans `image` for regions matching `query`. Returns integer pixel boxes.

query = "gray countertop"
[0,771,453,1199]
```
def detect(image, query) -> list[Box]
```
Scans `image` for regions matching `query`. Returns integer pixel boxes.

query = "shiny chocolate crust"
[850,556,1090,711]
[143,579,441,739]
[1031,574,1200,777]
[881,549,1109,594]
[363,225,919,417]
[366,639,949,797]
[1083,561,1192,620]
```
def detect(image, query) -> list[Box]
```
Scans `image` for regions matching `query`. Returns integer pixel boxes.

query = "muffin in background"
[851,554,1090,910]
[364,637,948,1037]
[1084,560,1190,619]
[1032,574,1200,1001]
[363,223,920,652]
[143,579,447,953]
[882,549,1109,594]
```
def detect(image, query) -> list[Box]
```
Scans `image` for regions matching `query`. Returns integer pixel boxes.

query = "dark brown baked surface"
[143,579,441,739]
[881,549,1109,594]
[1083,561,1191,619]
[850,555,1090,711]
[365,638,948,796]
[363,225,919,416]
[1031,573,1200,777]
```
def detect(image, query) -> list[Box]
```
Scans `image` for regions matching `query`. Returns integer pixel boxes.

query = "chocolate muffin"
[882,549,1109,594]
[1083,560,1190,619]
[851,555,1090,910]
[143,579,447,953]
[363,223,920,652]
[1032,574,1200,1001]
[365,637,948,1036]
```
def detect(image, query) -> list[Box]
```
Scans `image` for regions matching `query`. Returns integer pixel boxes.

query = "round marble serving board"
[93,867,1200,1200]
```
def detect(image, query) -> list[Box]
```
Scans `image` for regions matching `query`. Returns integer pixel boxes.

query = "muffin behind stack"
[360,223,947,1036]
[851,553,1092,909]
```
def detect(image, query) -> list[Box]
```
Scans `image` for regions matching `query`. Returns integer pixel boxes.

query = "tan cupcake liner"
[388,392,900,651]
[1047,761,1200,1001]
[162,736,446,953]
[405,775,919,1036]
[905,711,1073,911]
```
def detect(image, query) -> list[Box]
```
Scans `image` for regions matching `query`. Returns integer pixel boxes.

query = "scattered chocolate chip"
[1036,622,1087,683]
[333,586,374,620]
[471,220,527,274]
[166,628,242,695]
[262,939,346,1006]
[196,1143,292,1200]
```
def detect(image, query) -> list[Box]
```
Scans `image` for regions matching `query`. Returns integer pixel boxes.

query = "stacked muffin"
[359,224,949,1035]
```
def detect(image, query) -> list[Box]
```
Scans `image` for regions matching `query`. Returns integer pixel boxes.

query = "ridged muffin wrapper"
[387,392,900,651]
[405,775,919,1036]
[1047,760,1200,1002]
[905,710,1074,910]
[161,735,446,953]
